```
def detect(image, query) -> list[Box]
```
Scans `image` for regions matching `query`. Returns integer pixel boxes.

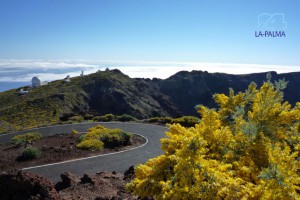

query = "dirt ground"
[0,166,143,200]
[0,133,145,172]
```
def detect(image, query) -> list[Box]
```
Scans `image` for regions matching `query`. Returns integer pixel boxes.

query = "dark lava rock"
[0,170,60,200]
[55,172,80,191]
[0,167,139,199]
[123,165,135,181]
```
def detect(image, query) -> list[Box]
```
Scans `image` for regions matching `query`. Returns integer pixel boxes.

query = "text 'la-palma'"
[255,31,286,37]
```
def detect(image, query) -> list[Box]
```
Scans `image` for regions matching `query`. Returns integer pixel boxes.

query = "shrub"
[100,114,115,122]
[83,114,94,120]
[79,134,86,142]
[127,79,300,199]
[171,116,200,127]
[148,117,173,124]
[92,116,102,122]
[101,131,132,148]
[117,114,137,122]
[77,125,132,149]
[93,114,115,122]
[68,115,84,123]
[76,139,104,151]
[12,132,42,146]
[21,146,41,160]
[72,129,79,135]
[86,125,110,136]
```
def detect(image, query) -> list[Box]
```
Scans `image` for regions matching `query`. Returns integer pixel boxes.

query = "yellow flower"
[127,80,300,200]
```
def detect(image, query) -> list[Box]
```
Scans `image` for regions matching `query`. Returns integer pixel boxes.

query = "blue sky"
[0,0,300,91]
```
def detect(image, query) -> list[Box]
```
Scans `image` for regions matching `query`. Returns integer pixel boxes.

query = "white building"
[32,77,41,88]
[64,75,71,82]
[19,88,29,94]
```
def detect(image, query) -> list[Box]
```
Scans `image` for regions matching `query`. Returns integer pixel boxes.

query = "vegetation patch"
[76,139,104,151]
[1,127,145,171]
[76,125,132,151]
[170,116,200,127]
[68,116,84,123]
[146,116,200,127]
[12,132,42,146]
[92,113,137,122]
[93,114,115,122]
[127,78,300,199]
[147,116,173,124]
[21,146,41,160]
[117,114,137,122]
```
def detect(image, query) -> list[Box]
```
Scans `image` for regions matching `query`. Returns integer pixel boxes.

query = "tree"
[127,79,300,199]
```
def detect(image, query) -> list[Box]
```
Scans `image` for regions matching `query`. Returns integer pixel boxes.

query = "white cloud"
[0,59,299,82]
[0,59,97,70]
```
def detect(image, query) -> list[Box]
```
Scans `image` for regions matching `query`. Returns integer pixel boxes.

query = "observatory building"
[32,77,41,88]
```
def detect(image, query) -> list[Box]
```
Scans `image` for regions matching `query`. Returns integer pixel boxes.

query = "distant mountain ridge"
[158,70,300,115]
[0,69,299,133]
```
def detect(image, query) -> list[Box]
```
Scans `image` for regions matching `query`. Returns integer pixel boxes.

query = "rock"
[123,166,135,181]
[58,171,136,200]
[55,172,80,191]
[0,170,137,200]
[81,173,97,185]
[97,171,122,180]
[42,145,48,151]
[0,170,60,200]
[53,146,62,152]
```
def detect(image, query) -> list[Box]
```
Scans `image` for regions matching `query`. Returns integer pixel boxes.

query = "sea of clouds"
[0,59,299,92]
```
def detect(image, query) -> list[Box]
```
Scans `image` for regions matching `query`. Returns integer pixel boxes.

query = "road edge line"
[22,132,148,171]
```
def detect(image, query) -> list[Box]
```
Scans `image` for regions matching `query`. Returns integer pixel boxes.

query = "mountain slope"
[0,69,299,133]
[0,69,179,133]
[159,70,300,115]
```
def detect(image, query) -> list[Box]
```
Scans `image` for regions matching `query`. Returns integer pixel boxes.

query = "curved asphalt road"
[0,122,168,182]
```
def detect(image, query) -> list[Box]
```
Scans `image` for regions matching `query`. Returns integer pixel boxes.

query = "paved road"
[0,122,168,182]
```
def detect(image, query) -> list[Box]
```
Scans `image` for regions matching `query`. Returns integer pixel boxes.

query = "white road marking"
[22,133,148,170]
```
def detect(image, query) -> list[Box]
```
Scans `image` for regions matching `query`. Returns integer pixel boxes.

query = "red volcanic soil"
[0,133,145,172]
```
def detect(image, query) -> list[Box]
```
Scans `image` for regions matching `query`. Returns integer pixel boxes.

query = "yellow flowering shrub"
[12,132,42,145]
[127,78,300,199]
[77,125,132,150]
[76,139,104,150]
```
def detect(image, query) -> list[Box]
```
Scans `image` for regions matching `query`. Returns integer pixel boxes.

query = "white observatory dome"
[32,77,41,88]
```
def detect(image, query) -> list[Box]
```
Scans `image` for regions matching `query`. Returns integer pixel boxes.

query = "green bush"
[72,129,79,135]
[68,115,84,122]
[12,132,42,146]
[93,114,137,122]
[76,139,104,150]
[93,114,115,122]
[101,131,132,148]
[100,114,115,122]
[77,125,132,150]
[92,116,101,122]
[148,117,173,124]
[117,114,137,122]
[171,116,200,127]
[22,146,41,160]
[146,116,199,127]
[79,134,86,142]
[83,114,94,120]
